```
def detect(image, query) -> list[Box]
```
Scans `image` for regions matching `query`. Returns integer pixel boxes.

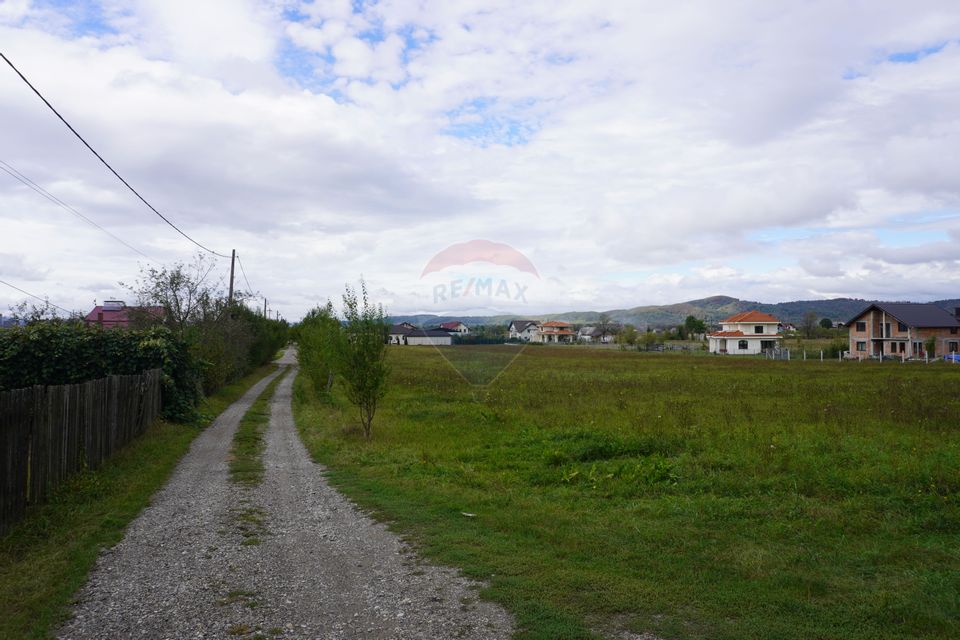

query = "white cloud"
[2,1,960,319]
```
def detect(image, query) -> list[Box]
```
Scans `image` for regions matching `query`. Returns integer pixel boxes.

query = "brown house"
[846,302,960,359]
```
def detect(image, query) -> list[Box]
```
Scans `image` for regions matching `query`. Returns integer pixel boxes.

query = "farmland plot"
[294,346,960,640]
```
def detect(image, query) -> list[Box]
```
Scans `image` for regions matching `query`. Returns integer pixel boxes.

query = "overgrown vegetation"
[0,254,288,421]
[296,279,388,438]
[124,255,289,396]
[294,346,960,640]
[0,323,201,421]
[0,363,278,640]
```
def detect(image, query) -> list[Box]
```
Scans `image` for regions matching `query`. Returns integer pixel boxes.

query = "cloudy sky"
[2,0,960,320]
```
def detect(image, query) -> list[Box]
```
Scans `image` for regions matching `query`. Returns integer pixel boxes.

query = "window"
[738,340,748,350]
[883,323,891,337]
[951,327,958,335]
[855,321,866,332]
[856,341,866,351]
[950,342,959,353]
[897,322,907,332]
[754,325,763,334]
[899,342,906,353]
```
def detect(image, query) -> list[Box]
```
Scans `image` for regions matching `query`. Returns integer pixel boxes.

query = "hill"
[389,297,960,328]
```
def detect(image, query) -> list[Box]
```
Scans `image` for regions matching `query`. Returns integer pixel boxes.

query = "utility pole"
[263,298,267,318]
[227,249,236,305]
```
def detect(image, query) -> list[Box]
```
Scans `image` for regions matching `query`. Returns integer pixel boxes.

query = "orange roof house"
[708,310,782,355]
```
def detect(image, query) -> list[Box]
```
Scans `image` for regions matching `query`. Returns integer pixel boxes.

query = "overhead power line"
[235,254,256,297]
[0,278,77,316]
[0,159,155,262]
[0,52,229,258]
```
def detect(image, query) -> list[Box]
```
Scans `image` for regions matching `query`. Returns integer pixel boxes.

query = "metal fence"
[0,369,161,534]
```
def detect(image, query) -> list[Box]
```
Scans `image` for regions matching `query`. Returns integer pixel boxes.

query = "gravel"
[58,350,514,639]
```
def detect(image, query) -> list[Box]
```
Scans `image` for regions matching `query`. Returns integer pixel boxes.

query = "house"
[388,323,452,346]
[84,300,164,329]
[538,321,576,343]
[846,302,960,359]
[508,320,540,341]
[578,325,617,343]
[707,311,783,355]
[437,321,470,335]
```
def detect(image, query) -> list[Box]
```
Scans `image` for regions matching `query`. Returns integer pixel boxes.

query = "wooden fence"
[0,369,161,535]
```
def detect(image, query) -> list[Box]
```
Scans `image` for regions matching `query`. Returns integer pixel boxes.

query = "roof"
[389,323,415,334]
[509,320,539,331]
[708,330,783,338]
[720,310,780,324]
[541,321,572,327]
[846,302,960,328]
[438,321,465,330]
[84,305,164,327]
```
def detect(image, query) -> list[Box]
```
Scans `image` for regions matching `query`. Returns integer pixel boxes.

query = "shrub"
[0,323,201,421]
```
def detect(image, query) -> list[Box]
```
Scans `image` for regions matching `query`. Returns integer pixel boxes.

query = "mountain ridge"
[388,296,960,328]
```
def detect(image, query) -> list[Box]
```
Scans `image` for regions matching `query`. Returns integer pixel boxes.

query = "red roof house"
[84,300,164,329]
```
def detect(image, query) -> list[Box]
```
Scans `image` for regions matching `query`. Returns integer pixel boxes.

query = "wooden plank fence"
[0,369,161,535]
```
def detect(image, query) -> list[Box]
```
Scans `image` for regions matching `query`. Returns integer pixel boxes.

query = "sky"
[1,0,960,321]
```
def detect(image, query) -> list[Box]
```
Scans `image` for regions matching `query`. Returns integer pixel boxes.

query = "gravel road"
[58,349,513,639]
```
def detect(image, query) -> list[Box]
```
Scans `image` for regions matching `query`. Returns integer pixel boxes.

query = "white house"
[508,320,540,341]
[707,311,782,355]
[437,321,470,335]
[578,325,617,343]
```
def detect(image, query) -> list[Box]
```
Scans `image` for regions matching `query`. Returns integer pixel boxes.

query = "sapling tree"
[339,280,388,439]
[298,301,343,394]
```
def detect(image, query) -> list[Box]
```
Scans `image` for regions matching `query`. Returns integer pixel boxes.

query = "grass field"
[0,363,279,640]
[294,345,960,640]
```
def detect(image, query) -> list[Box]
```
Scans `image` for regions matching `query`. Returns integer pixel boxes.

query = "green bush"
[0,323,201,422]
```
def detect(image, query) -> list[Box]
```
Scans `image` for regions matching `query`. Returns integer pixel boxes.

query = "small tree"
[925,336,937,357]
[299,301,343,394]
[339,280,388,439]
[819,318,833,330]
[619,324,638,346]
[801,311,818,338]
[684,315,706,339]
[639,329,659,351]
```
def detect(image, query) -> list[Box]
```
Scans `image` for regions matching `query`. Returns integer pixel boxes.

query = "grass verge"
[229,372,286,487]
[0,363,279,640]
[294,346,960,640]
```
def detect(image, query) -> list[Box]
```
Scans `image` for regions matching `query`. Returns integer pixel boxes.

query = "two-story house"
[538,321,575,343]
[437,321,470,335]
[707,311,782,355]
[846,302,960,359]
[508,320,540,341]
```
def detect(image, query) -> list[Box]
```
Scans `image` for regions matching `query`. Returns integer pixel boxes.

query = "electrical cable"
[1,52,229,258]
[0,278,77,316]
[235,254,256,297]
[0,159,155,262]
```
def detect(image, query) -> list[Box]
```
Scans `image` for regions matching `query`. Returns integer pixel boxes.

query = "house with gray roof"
[846,302,960,359]
[388,323,452,346]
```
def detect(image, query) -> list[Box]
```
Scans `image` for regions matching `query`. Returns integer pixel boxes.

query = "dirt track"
[58,349,512,639]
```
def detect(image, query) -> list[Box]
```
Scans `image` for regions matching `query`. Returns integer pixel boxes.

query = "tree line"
[1,254,288,421]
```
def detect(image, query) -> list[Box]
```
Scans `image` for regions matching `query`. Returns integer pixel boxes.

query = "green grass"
[293,345,960,640]
[0,362,279,640]
[229,372,286,487]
